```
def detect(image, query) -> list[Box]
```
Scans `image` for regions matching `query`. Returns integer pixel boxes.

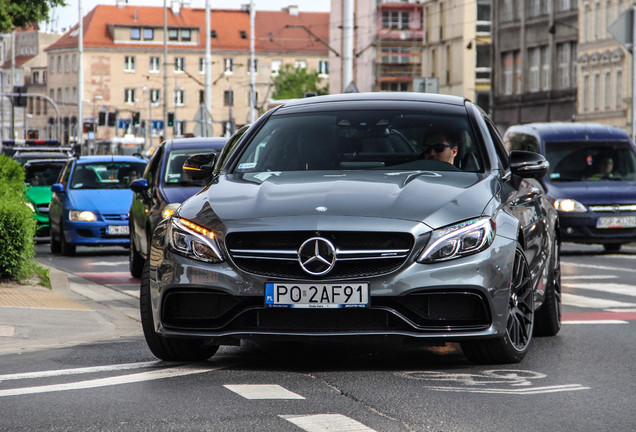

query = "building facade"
[491,0,578,132]
[576,0,631,133]
[36,2,329,151]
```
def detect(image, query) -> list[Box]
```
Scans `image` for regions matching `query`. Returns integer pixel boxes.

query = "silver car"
[141,93,560,364]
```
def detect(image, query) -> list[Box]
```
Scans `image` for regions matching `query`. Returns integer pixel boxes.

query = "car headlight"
[168,217,223,263]
[162,203,181,220]
[553,198,587,212]
[69,210,97,222]
[25,202,36,213]
[418,217,495,263]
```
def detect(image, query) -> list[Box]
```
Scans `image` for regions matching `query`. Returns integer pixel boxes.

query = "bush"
[0,155,37,280]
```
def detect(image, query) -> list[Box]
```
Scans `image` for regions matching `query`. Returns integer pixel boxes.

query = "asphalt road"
[0,242,634,432]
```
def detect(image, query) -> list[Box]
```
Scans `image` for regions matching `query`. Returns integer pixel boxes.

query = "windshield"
[163,148,219,187]
[70,161,147,189]
[546,141,636,182]
[233,110,484,173]
[25,162,67,186]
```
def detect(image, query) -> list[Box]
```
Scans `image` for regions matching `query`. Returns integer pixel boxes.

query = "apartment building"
[491,0,578,132]
[577,1,631,132]
[420,0,492,111]
[39,2,328,149]
[0,25,61,141]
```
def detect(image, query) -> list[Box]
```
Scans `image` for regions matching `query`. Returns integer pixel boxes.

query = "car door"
[131,145,164,257]
[49,159,73,238]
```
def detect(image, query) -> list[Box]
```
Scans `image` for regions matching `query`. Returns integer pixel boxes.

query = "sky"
[45,0,331,33]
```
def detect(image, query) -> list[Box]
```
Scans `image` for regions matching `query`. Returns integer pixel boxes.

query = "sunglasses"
[422,143,452,153]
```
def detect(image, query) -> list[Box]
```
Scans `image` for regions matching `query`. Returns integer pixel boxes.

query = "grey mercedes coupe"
[141,93,561,364]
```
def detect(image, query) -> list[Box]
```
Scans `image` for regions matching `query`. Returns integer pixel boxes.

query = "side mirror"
[509,150,549,179]
[51,183,65,193]
[130,178,149,193]
[182,153,217,181]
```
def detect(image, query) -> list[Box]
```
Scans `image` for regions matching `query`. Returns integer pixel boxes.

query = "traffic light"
[132,111,140,126]
[12,86,27,107]
[167,112,175,127]
[107,111,116,127]
[98,111,107,126]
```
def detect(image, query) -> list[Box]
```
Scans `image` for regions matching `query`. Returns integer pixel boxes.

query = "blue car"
[49,155,148,256]
[504,122,636,252]
[128,137,231,277]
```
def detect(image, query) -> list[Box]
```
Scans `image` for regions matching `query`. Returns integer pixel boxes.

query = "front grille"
[589,204,636,212]
[36,204,49,214]
[225,231,415,279]
[103,214,128,221]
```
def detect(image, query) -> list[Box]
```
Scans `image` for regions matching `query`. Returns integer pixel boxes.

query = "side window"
[214,126,249,175]
[145,146,164,186]
[505,132,540,153]
[485,119,510,172]
[60,161,73,188]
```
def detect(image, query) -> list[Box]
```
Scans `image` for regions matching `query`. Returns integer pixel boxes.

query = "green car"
[24,158,70,238]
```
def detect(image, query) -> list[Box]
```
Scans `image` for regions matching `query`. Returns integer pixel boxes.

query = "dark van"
[504,122,636,252]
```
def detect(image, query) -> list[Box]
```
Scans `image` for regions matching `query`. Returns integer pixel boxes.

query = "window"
[527,0,540,17]
[514,51,522,94]
[125,88,136,104]
[174,88,185,106]
[143,28,154,40]
[210,30,217,38]
[604,70,612,109]
[556,0,571,11]
[446,45,453,84]
[239,30,248,39]
[64,88,69,104]
[181,29,191,42]
[57,88,61,103]
[223,90,234,106]
[174,57,185,73]
[223,58,234,74]
[271,60,282,75]
[199,90,205,104]
[149,56,160,73]
[32,71,40,83]
[541,46,551,90]
[382,47,410,64]
[199,57,205,74]
[616,69,623,108]
[476,45,491,81]
[476,0,491,33]
[381,11,409,29]
[57,56,62,73]
[247,58,259,74]
[582,73,590,112]
[131,28,141,40]
[295,60,307,69]
[50,58,54,74]
[72,54,77,71]
[594,72,601,111]
[124,56,136,72]
[175,120,186,137]
[557,43,571,89]
[318,60,329,76]
[72,87,76,103]
[528,47,540,92]
[64,55,69,72]
[168,29,178,41]
[380,82,409,92]
[150,89,160,104]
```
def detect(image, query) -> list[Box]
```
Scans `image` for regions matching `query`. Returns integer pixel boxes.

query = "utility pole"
[204,0,212,136]
[78,1,84,149]
[342,0,354,92]
[249,0,256,123]
[163,0,169,142]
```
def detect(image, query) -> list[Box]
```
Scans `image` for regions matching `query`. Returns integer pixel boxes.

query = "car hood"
[161,185,204,205]
[546,180,636,205]
[25,186,52,205]
[179,171,495,229]
[68,189,133,214]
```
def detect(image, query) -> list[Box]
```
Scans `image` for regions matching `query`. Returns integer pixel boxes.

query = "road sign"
[609,8,634,50]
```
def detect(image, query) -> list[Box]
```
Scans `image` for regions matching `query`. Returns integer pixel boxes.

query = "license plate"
[265,282,369,308]
[107,225,129,235]
[596,216,636,229]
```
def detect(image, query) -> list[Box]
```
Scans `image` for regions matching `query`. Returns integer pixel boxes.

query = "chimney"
[171,0,181,16]
[286,5,299,16]
[116,0,128,8]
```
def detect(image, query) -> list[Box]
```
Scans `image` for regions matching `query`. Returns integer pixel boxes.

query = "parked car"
[23,158,70,238]
[128,136,231,277]
[12,146,74,165]
[140,92,561,364]
[49,155,147,256]
[504,122,636,252]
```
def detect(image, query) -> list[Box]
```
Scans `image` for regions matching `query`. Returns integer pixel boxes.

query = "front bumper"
[558,210,636,244]
[63,220,130,246]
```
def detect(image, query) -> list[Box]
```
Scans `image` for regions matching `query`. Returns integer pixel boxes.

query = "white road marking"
[562,275,618,280]
[280,414,376,432]
[562,282,636,297]
[87,261,128,267]
[0,361,163,381]
[606,308,636,313]
[0,365,220,398]
[563,262,636,273]
[563,320,628,325]
[224,384,305,399]
[562,293,636,309]
[0,325,15,337]
[427,384,589,395]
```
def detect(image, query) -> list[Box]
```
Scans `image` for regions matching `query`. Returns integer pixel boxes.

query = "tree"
[271,64,329,100]
[0,0,66,32]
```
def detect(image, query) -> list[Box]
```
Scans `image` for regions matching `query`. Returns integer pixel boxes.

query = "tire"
[461,245,534,364]
[129,230,145,278]
[140,260,219,361]
[50,225,61,253]
[603,243,621,253]
[60,228,76,256]
[534,239,561,337]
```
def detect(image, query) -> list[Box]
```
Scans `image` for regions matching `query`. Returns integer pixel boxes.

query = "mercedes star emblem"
[298,237,337,276]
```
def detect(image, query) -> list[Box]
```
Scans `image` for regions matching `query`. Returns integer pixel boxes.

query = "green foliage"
[0,0,66,32]
[271,64,329,100]
[0,155,36,280]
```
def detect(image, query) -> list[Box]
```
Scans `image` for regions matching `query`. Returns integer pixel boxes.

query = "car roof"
[505,122,630,142]
[24,158,71,165]
[74,155,147,164]
[164,137,228,152]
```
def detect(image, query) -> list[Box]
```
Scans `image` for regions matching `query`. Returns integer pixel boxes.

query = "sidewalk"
[0,264,141,354]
